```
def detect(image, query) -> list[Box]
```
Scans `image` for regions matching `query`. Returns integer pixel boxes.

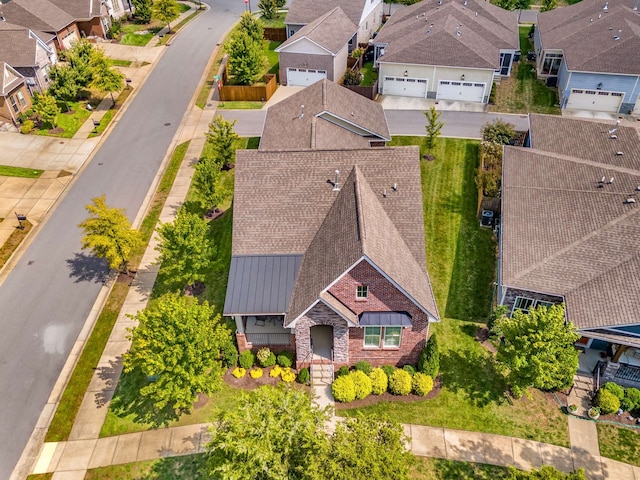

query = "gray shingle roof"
[277,7,357,55]
[0,23,44,67]
[47,0,102,20]
[286,0,367,27]
[501,114,640,330]
[259,79,390,150]
[0,0,75,33]
[232,147,439,323]
[537,0,640,75]
[375,0,518,69]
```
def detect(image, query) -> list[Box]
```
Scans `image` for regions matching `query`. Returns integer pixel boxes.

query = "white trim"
[275,36,336,56]
[315,111,390,141]
[286,298,358,328]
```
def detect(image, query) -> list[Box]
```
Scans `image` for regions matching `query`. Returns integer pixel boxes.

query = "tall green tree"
[205,115,240,168]
[132,0,153,22]
[124,294,230,425]
[239,11,264,42]
[492,0,531,10]
[493,304,579,398]
[225,29,265,85]
[482,119,516,144]
[91,57,125,106]
[424,106,444,152]
[154,0,180,32]
[65,39,95,88]
[192,155,226,211]
[32,92,60,128]
[47,65,79,112]
[155,208,216,291]
[258,0,278,20]
[78,195,142,273]
[540,0,558,12]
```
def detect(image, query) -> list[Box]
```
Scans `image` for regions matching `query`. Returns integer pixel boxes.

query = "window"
[17,91,26,107]
[513,296,555,315]
[364,326,402,348]
[9,95,18,113]
[356,285,368,299]
[536,301,553,310]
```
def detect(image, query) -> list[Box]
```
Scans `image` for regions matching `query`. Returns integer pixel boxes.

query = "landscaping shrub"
[221,341,238,368]
[281,367,296,383]
[20,120,34,134]
[232,367,246,378]
[257,347,276,368]
[250,367,263,379]
[412,373,434,396]
[239,350,255,369]
[332,374,356,403]
[402,365,416,376]
[354,360,371,375]
[336,365,350,378]
[388,369,412,396]
[381,364,395,380]
[343,70,363,86]
[369,367,388,395]
[297,367,310,385]
[417,334,440,378]
[481,119,517,145]
[596,388,621,414]
[277,350,294,368]
[623,387,640,412]
[269,365,282,378]
[603,382,625,400]
[350,370,372,400]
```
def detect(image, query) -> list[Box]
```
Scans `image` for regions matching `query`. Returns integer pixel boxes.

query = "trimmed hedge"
[239,350,255,369]
[277,350,294,368]
[418,334,440,378]
[402,365,416,377]
[332,374,356,402]
[350,370,372,400]
[412,373,433,396]
[596,388,621,414]
[381,364,395,379]
[354,360,372,375]
[369,367,388,395]
[388,369,412,396]
[232,367,246,378]
[603,382,625,400]
[257,347,276,368]
[250,367,263,379]
[297,367,310,385]
[336,365,350,378]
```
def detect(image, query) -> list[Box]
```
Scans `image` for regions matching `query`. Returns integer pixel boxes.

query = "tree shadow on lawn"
[137,454,209,480]
[440,344,506,408]
[66,252,110,284]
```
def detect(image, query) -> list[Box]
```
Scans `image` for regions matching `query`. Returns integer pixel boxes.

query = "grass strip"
[158,9,201,46]
[598,423,640,467]
[0,166,43,178]
[44,141,190,442]
[88,88,134,138]
[217,101,264,110]
[111,59,133,67]
[0,220,33,270]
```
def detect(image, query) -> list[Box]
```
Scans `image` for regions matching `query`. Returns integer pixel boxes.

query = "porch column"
[234,315,244,334]
[611,344,629,363]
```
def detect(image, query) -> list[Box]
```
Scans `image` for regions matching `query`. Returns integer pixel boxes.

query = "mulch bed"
[117,270,136,285]
[334,376,443,410]
[223,366,285,390]
[554,389,640,427]
[48,127,64,134]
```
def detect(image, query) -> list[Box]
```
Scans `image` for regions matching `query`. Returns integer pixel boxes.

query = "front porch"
[240,315,292,346]
[578,344,640,390]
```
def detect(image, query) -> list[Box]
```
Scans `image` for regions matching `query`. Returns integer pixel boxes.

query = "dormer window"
[356,285,368,299]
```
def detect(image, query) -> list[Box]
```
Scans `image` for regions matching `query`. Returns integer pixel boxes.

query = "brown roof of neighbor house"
[231,147,439,321]
[375,0,518,69]
[0,22,52,67]
[501,114,640,330]
[537,0,640,75]
[259,79,390,150]
[0,0,76,33]
[277,7,357,56]
[286,0,367,27]
[47,0,103,20]
[1,61,25,95]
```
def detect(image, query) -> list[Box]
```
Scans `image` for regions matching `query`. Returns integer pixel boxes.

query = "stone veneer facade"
[295,302,349,367]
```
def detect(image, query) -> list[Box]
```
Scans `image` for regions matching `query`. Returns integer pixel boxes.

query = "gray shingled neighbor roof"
[501,114,640,330]
[230,147,439,323]
[47,0,103,21]
[375,0,518,69]
[0,0,75,33]
[277,7,357,56]
[0,22,46,67]
[259,79,390,150]
[537,0,640,75]
[286,0,366,27]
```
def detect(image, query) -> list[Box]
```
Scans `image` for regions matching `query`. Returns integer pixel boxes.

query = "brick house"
[499,114,640,387]
[0,61,32,124]
[224,147,439,372]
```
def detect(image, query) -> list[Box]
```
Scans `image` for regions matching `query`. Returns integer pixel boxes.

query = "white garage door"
[286,68,327,87]
[382,76,428,98]
[566,89,624,113]
[437,80,486,102]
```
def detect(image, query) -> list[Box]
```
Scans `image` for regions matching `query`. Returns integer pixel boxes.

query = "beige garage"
[566,89,624,113]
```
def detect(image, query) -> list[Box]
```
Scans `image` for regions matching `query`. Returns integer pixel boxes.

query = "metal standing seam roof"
[359,311,413,327]
[223,254,303,315]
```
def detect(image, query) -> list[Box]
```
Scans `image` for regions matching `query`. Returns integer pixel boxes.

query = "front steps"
[312,362,334,386]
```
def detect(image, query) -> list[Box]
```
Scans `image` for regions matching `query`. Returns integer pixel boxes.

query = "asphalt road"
[220,109,530,138]
[0,1,244,476]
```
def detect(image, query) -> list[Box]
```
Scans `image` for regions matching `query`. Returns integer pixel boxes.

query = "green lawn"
[34,101,91,138]
[412,458,510,479]
[84,454,209,480]
[598,423,640,466]
[260,14,286,28]
[265,40,281,79]
[489,26,560,115]
[340,137,570,447]
[119,22,162,46]
[111,59,132,67]
[360,60,378,87]
[218,101,264,110]
[0,166,43,178]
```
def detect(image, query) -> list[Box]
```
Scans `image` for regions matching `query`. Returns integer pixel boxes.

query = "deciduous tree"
[90,56,125,106]
[155,208,216,291]
[78,195,141,273]
[132,0,153,22]
[65,39,95,88]
[192,156,226,211]
[205,115,240,168]
[32,92,60,128]
[424,106,444,152]
[481,119,516,145]
[225,30,265,85]
[493,304,579,398]
[540,0,557,12]
[47,65,79,112]
[154,0,180,32]
[124,294,230,425]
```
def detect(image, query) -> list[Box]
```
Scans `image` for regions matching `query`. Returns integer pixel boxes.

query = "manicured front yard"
[598,423,640,467]
[412,458,510,479]
[33,101,91,138]
[489,26,560,115]
[340,137,570,447]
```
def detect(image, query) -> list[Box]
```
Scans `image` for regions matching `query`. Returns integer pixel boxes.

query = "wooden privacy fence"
[343,80,378,101]
[264,27,287,41]
[219,74,277,102]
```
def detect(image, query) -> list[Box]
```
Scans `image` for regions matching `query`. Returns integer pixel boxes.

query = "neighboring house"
[285,0,383,45]
[224,147,440,370]
[48,0,111,38]
[534,0,640,114]
[0,22,57,94]
[499,114,640,387]
[0,0,81,50]
[0,61,31,123]
[260,79,390,149]
[276,7,357,87]
[102,0,133,21]
[373,0,518,102]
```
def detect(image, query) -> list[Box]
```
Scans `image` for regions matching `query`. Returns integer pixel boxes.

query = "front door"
[310,325,333,361]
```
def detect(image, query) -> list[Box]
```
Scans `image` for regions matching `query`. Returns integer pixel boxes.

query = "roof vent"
[608,177,615,184]
[624,198,636,204]
[438,0,442,5]
[463,0,468,5]
[392,183,398,192]
[332,170,340,192]
[608,119,620,134]
[383,188,387,198]
[610,134,617,139]
[0,12,4,21]
[616,151,624,156]
[636,186,640,191]
[299,104,304,119]
[603,1,608,10]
